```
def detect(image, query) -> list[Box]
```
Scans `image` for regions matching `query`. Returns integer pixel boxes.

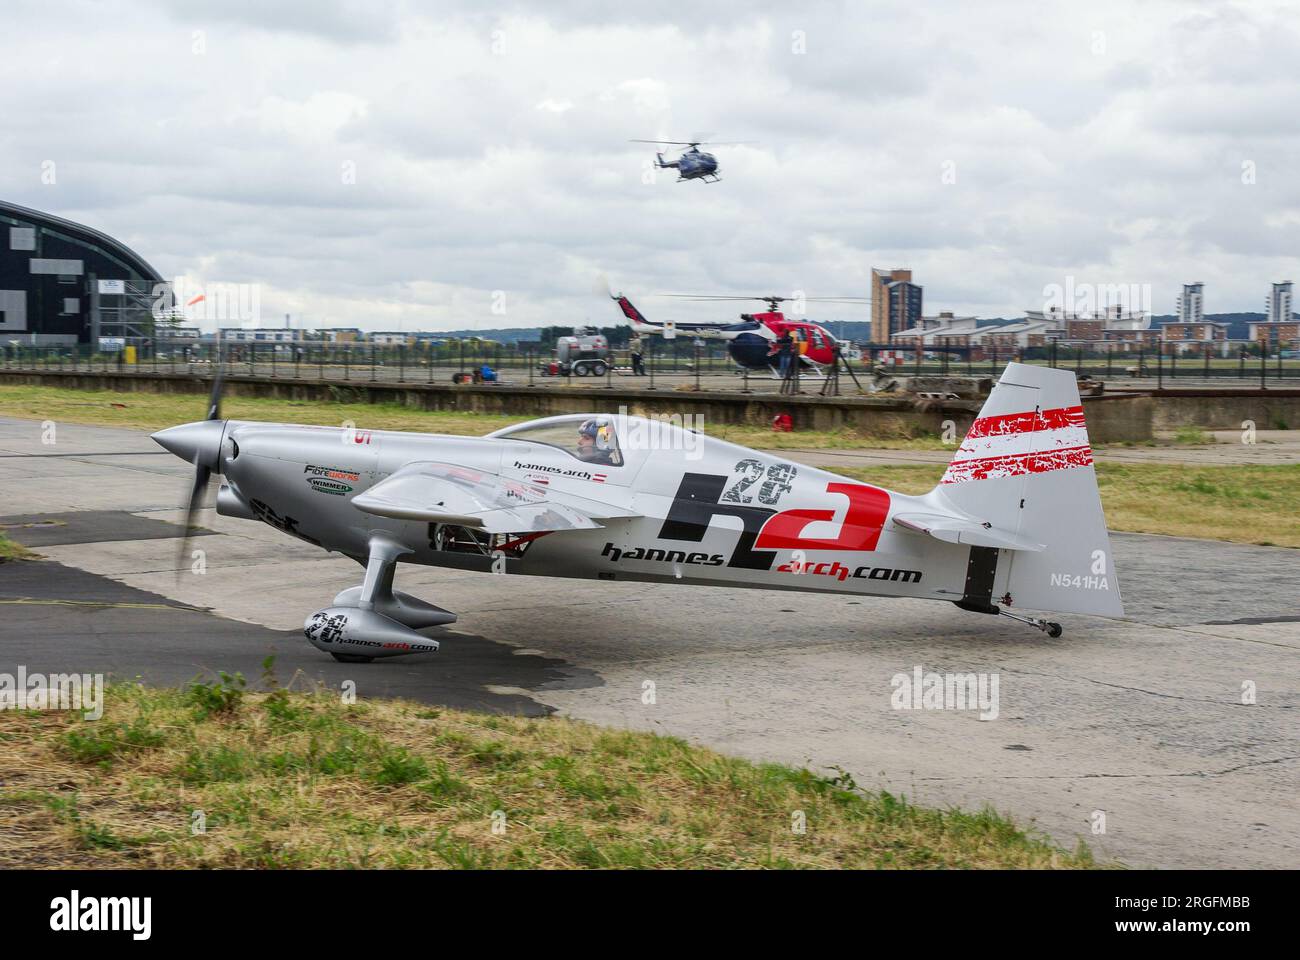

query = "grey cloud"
[2,0,1298,329]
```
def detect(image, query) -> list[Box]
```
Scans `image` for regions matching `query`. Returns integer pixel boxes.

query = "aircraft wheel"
[590,361,607,376]
[331,653,374,664]
[1046,622,1063,638]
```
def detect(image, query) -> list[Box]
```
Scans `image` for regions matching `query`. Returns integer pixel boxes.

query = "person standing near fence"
[629,332,645,376]
[774,330,795,379]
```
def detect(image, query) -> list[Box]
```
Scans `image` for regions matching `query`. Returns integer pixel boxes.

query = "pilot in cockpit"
[575,418,619,466]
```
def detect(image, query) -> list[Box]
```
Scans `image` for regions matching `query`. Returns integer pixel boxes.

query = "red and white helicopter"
[613,293,864,376]
[152,363,1122,662]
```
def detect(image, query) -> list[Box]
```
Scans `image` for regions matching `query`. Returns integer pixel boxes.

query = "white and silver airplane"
[152,363,1122,663]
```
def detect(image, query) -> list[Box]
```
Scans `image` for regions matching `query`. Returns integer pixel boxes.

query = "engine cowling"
[303,607,440,660]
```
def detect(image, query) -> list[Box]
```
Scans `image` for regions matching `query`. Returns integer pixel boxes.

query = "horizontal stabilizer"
[892,513,1046,552]
[352,462,610,533]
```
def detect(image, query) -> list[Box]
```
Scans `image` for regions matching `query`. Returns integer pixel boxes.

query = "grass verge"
[0,530,34,561]
[0,384,952,450]
[837,463,1300,548]
[0,676,1098,869]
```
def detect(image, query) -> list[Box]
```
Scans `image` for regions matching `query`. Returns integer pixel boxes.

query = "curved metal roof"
[0,198,164,283]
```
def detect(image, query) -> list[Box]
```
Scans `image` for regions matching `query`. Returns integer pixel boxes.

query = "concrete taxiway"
[0,416,1296,869]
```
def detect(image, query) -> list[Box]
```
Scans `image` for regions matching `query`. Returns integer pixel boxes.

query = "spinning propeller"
[152,370,227,576]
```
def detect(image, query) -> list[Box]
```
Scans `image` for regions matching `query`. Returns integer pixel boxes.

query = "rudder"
[933,362,1123,618]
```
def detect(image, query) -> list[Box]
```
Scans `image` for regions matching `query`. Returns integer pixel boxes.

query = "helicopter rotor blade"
[653,294,776,301]
[653,294,869,304]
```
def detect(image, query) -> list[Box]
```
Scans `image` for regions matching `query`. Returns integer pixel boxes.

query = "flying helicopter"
[613,292,868,376]
[151,363,1121,663]
[628,139,748,183]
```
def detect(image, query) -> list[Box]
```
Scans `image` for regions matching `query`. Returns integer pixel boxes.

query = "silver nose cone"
[151,420,226,470]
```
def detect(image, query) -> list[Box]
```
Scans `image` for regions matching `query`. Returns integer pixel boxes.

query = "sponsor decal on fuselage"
[304,463,359,495]
[657,471,893,571]
[513,460,604,482]
[601,541,725,566]
[304,463,360,481]
[602,472,921,583]
[779,560,921,583]
[306,477,353,495]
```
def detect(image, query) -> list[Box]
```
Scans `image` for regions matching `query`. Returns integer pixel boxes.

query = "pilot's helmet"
[579,418,614,450]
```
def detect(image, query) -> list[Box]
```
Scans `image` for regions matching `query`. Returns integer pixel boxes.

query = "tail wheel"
[1046,623,1063,638]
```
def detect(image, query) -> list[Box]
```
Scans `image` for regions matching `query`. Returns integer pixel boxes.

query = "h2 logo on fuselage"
[658,467,891,570]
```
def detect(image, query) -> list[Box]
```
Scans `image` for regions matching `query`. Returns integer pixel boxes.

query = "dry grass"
[0,531,34,561]
[837,463,1300,548]
[0,384,953,450]
[0,384,520,437]
[1092,462,1300,547]
[0,677,1097,870]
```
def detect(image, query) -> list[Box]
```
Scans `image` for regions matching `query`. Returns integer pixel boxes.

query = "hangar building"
[0,199,164,345]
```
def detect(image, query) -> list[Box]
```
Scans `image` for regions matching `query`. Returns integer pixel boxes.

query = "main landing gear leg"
[999,609,1063,638]
[357,534,407,612]
[331,533,457,643]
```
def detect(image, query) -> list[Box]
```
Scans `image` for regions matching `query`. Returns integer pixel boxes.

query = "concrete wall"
[1135,391,1299,432]
[11,369,1293,441]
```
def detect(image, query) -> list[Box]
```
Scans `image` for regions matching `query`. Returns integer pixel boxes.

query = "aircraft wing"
[350,461,621,533]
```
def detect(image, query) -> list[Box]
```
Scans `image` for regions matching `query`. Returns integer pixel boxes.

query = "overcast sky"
[3,0,1298,332]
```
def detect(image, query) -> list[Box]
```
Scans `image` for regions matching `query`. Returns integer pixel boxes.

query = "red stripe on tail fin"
[964,404,1085,439]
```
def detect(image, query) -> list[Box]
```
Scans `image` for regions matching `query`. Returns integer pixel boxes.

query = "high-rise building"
[1253,282,1298,350]
[1266,281,1293,323]
[1176,282,1204,325]
[871,267,920,342]
[886,279,923,337]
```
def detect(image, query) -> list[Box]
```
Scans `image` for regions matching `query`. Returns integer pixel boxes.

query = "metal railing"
[1,337,1296,391]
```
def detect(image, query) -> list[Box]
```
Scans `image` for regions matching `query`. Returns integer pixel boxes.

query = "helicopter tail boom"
[611,294,747,339]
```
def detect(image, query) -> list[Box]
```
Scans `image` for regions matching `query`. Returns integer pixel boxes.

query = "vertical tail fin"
[934,362,1123,617]
[613,294,660,334]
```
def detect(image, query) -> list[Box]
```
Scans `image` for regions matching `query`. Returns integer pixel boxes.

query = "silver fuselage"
[213,419,969,601]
